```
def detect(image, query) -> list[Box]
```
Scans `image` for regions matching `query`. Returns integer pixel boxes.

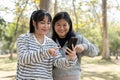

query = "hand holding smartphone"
[66,37,78,55]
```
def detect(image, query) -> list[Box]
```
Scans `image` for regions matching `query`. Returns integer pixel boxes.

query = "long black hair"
[29,9,52,33]
[52,12,75,42]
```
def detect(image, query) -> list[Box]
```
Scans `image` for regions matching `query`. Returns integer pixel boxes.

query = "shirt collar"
[33,34,47,45]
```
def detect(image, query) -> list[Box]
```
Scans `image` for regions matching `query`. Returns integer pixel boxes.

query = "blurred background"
[0,0,120,80]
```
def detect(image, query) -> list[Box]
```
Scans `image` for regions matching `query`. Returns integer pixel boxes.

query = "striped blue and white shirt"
[16,33,77,80]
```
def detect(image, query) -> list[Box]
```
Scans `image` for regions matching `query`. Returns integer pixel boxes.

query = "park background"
[0,0,120,80]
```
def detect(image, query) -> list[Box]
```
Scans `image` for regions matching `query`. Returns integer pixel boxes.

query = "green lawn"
[81,56,120,80]
[0,54,17,80]
[0,54,120,80]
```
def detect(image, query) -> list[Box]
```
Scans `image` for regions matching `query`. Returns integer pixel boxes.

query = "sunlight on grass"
[81,56,119,65]
[0,54,17,71]
[81,56,120,80]
[0,63,17,71]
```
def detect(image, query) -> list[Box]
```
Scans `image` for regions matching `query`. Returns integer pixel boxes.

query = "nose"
[44,23,49,27]
[59,26,64,29]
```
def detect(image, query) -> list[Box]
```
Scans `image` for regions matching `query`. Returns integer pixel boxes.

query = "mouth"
[59,30,65,33]
[42,29,49,31]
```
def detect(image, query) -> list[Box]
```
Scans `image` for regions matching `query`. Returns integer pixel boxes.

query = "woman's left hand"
[75,44,84,53]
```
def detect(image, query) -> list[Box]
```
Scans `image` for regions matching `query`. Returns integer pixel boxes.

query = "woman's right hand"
[48,47,60,57]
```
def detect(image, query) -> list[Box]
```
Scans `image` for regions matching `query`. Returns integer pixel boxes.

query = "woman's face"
[54,19,70,38]
[34,15,51,36]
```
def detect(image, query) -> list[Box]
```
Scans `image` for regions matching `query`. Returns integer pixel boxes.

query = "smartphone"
[66,37,78,55]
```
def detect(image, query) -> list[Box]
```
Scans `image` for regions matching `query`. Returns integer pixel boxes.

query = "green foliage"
[109,25,120,55]
[0,0,30,53]
[1,23,15,50]
[74,25,101,55]
[0,17,7,40]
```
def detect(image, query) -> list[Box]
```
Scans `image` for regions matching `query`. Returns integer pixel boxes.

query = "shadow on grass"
[81,71,120,80]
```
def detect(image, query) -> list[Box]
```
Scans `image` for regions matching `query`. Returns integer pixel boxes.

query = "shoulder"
[45,36,57,44]
[45,36,58,47]
[74,32,88,43]
[75,32,83,39]
[18,33,31,38]
[17,33,32,41]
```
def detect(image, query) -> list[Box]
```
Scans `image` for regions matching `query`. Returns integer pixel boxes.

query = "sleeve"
[16,34,51,65]
[52,42,77,69]
[76,34,99,57]
[53,56,77,69]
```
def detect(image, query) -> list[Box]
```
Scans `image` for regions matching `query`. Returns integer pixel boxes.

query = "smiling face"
[54,19,70,38]
[33,15,51,36]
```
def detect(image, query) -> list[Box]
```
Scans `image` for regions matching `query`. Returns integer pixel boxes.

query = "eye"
[56,24,60,26]
[57,25,60,26]
[40,21,45,24]
[47,22,51,24]
[63,24,67,27]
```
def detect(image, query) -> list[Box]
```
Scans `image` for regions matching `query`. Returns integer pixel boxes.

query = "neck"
[58,35,66,38]
[34,33,44,44]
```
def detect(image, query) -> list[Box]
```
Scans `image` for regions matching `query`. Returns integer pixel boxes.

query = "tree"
[9,0,29,60]
[54,0,58,15]
[39,0,52,37]
[72,0,79,32]
[101,0,110,60]
[0,17,6,54]
[39,0,51,12]
[0,17,6,40]
[109,25,120,60]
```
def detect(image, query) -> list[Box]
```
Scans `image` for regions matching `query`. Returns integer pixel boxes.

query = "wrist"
[82,44,88,50]
[68,55,77,61]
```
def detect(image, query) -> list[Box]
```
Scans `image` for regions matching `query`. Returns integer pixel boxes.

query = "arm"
[76,34,99,57]
[50,45,77,69]
[16,34,51,65]
[53,51,77,69]
[53,57,77,69]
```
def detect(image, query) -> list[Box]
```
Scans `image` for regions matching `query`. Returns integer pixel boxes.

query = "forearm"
[76,34,99,57]
[53,55,77,69]
[82,43,98,57]
[17,49,51,64]
[17,36,51,64]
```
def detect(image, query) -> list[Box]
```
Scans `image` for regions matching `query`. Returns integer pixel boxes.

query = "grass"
[0,54,120,80]
[81,56,117,64]
[81,56,120,80]
[0,54,17,80]
[0,54,17,71]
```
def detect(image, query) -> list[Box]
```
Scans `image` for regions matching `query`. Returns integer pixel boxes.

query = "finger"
[54,47,61,50]
[65,50,71,55]
[66,47,72,53]
[76,47,83,53]
[51,51,58,56]
[72,44,75,51]
[53,53,58,56]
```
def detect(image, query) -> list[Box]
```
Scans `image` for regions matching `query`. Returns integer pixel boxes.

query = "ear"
[32,20,36,27]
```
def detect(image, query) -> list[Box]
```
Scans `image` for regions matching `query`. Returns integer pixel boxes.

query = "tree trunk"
[115,53,118,60]
[102,0,110,60]
[54,0,58,15]
[9,0,28,60]
[39,0,52,37]
[39,0,51,13]
[72,0,79,32]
